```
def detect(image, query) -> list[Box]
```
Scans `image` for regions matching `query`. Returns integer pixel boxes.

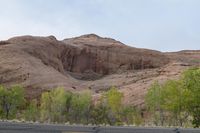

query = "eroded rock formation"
[0,34,199,105]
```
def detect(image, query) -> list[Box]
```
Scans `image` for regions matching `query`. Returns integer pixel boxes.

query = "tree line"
[0,68,199,127]
[0,85,142,126]
[145,67,200,127]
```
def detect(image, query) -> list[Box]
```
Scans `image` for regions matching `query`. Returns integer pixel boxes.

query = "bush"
[0,85,25,119]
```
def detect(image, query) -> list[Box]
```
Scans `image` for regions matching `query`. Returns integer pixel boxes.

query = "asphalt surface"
[0,122,199,133]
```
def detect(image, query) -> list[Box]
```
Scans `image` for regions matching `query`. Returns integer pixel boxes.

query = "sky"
[0,0,200,52]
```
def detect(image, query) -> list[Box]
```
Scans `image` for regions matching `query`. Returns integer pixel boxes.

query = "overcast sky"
[0,0,200,51]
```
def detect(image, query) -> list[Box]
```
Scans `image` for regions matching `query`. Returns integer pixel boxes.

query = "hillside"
[0,34,200,106]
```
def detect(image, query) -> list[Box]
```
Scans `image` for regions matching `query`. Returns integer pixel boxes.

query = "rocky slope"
[0,34,199,105]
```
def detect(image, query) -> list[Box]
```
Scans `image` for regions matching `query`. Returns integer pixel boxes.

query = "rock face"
[62,34,169,79]
[0,36,81,98]
[0,34,199,105]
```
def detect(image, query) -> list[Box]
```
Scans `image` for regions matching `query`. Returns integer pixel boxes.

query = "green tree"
[69,90,92,124]
[145,81,165,126]
[24,99,39,121]
[49,87,67,122]
[40,87,67,122]
[64,91,73,122]
[182,68,200,127]
[104,87,123,113]
[120,105,143,125]
[101,86,123,125]
[40,91,51,122]
[91,102,109,125]
[161,80,189,126]
[0,85,25,119]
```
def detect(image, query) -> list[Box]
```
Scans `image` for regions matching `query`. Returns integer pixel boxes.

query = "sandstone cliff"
[0,34,199,105]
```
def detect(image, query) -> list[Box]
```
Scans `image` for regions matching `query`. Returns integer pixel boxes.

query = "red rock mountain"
[0,34,199,106]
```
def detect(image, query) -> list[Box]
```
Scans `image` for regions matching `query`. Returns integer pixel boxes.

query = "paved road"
[0,122,199,133]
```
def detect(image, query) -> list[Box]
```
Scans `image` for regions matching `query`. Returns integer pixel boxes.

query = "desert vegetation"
[0,85,142,126]
[145,68,200,127]
[0,68,199,127]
